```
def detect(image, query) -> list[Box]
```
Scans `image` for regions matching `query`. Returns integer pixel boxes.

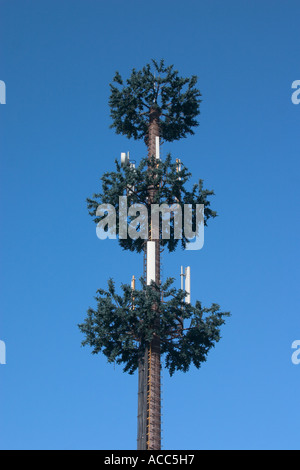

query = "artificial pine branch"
[81,59,230,384]
[79,278,230,376]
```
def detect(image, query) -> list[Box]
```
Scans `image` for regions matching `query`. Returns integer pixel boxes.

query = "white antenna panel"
[155,136,160,160]
[185,266,191,304]
[147,241,156,285]
[121,152,130,167]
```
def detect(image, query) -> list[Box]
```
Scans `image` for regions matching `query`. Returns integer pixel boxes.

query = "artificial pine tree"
[79,60,230,450]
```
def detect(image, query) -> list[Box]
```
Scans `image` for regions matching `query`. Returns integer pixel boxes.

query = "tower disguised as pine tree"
[79,60,230,450]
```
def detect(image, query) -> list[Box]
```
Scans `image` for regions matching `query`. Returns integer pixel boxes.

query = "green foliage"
[87,154,217,253]
[81,60,230,379]
[78,278,230,376]
[109,59,202,141]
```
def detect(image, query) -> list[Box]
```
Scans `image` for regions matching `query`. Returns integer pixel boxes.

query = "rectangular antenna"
[180,266,184,291]
[147,241,156,285]
[131,275,136,311]
[185,266,191,304]
[155,136,160,160]
[176,158,182,180]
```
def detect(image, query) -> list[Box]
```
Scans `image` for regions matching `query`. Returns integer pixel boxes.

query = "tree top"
[109,59,202,142]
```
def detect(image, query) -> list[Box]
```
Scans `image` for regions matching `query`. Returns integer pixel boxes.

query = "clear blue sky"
[0,0,299,450]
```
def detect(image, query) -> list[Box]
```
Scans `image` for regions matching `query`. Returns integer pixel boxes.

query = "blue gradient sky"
[0,0,299,450]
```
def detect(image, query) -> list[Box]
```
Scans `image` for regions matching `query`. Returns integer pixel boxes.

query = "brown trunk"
[147,107,161,451]
[137,351,148,449]
[137,107,161,451]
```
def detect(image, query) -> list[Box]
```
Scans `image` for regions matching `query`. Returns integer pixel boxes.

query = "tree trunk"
[137,107,161,451]
[137,352,148,449]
